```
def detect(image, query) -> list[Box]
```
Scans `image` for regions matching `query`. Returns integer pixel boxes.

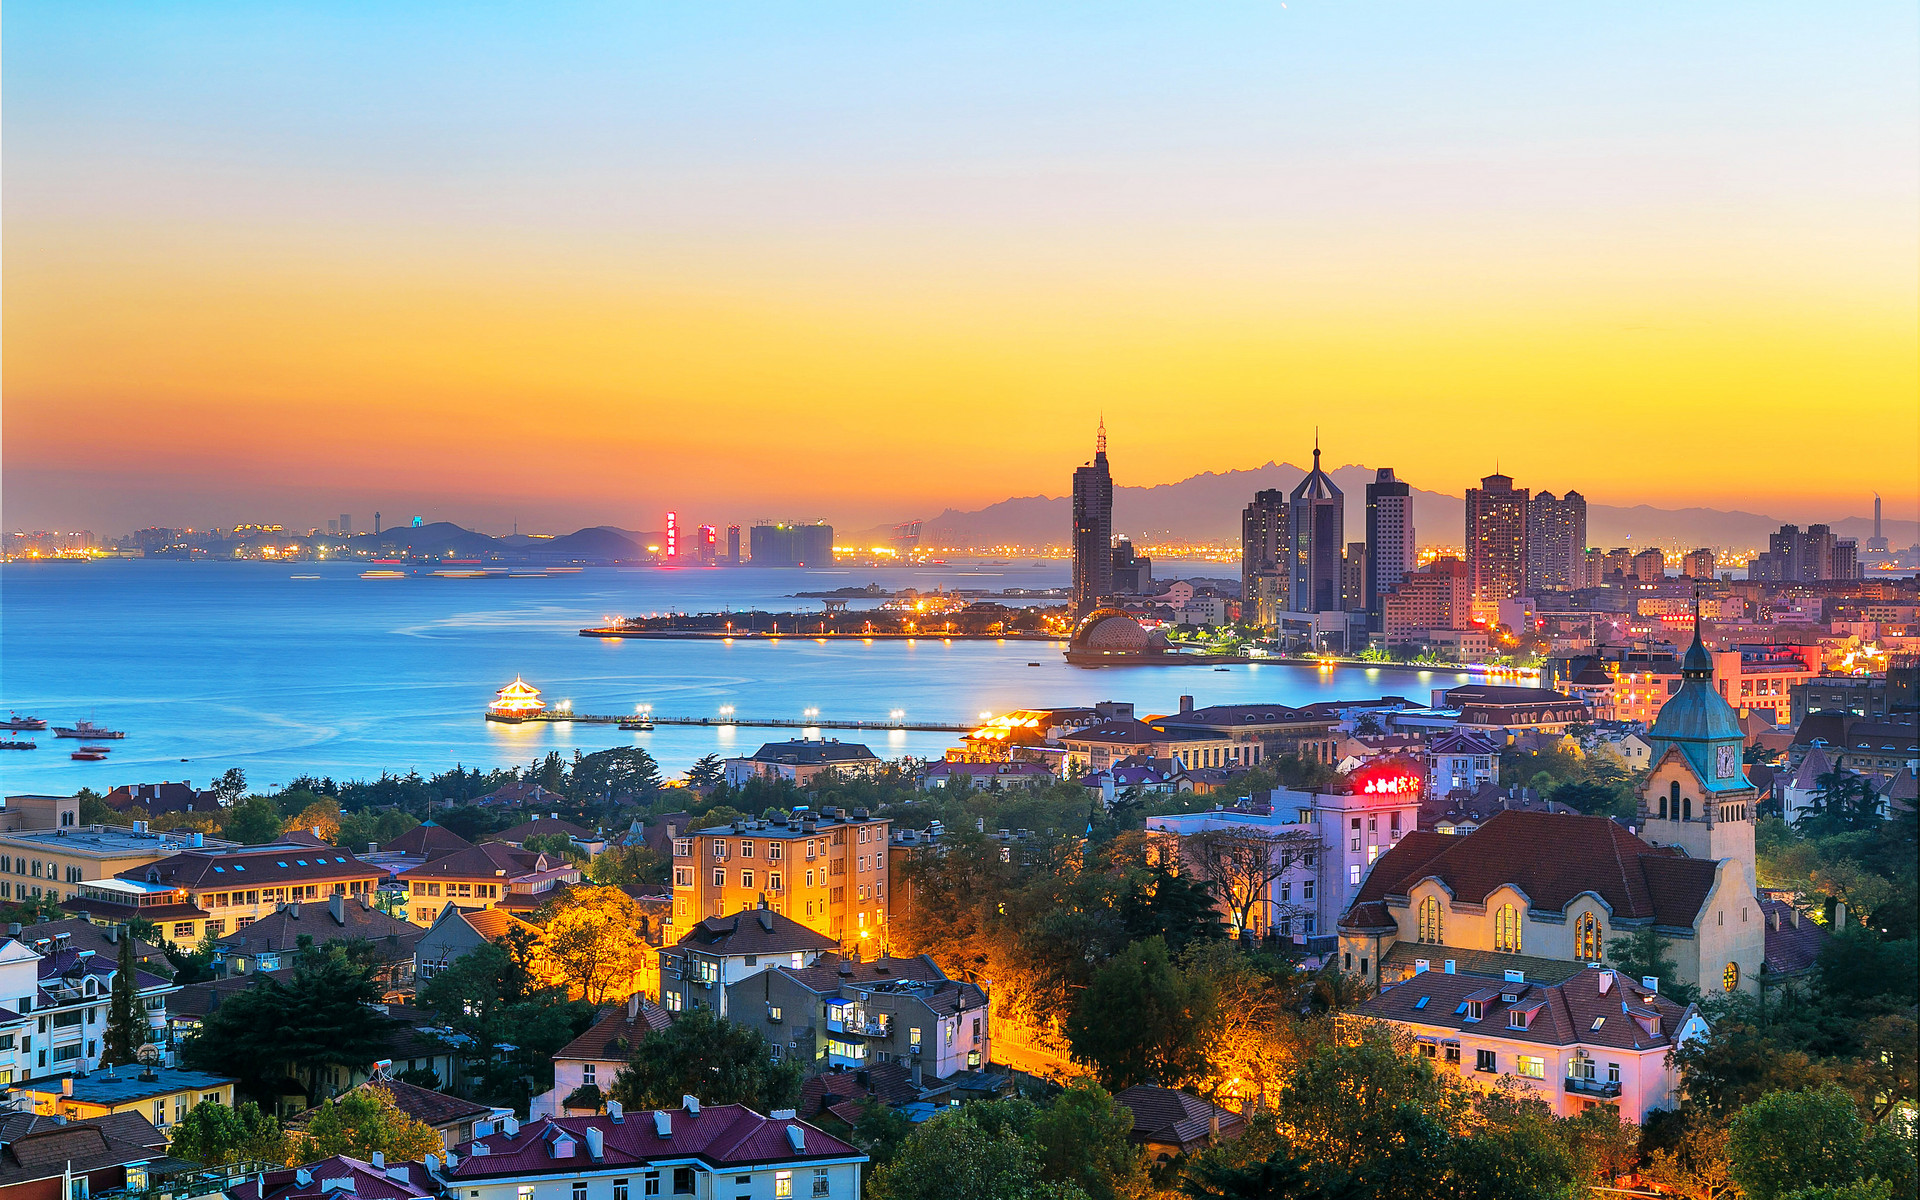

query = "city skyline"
[5,4,1916,533]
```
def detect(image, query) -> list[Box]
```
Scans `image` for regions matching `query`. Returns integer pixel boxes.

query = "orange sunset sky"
[4,4,1916,535]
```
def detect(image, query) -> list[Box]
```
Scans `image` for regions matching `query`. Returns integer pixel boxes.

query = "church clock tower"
[1636,611,1758,878]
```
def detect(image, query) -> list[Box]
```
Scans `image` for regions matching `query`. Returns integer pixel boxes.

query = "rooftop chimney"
[371,1152,385,1169]
[330,893,346,925]
[653,1111,672,1139]
[584,1127,604,1159]
[627,994,640,1020]
[1179,695,1194,714]
[682,1095,700,1115]
[62,1078,73,1097]
[607,1101,623,1124]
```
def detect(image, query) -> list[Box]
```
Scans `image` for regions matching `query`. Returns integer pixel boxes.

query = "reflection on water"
[0,560,1469,790]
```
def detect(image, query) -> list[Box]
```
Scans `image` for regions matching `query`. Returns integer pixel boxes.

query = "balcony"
[1564,1077,1622,1098]
[825,1016,892,1038]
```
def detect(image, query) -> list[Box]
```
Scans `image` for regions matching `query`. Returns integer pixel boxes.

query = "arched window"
[1574,913,1602,961]
[1722,961,1739,992]
[1669,781,1681,815]
[1494,904,1522,953]
[1683,797,1693,821]
[1658,795,1668,819]
[1418,896,1442,945]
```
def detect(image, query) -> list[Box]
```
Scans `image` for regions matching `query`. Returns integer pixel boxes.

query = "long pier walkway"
[512,712,973,733]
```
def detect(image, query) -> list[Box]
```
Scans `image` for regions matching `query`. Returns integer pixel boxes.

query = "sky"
[4,2,1917,537]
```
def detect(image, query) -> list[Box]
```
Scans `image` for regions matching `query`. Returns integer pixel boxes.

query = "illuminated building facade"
[1380,557,1472,646]
[1466,473,1529,621]
[1240,488,1288,626]
[669,808,892,949]
[1288,442,1345,614]
[485,677,546,722]
[1071,421,1114,617]
[1680,548,1716,580]
[1524,491,1586,593]
[749,522,834,567]
[664,511,678,560]
[1364,468,1415,629]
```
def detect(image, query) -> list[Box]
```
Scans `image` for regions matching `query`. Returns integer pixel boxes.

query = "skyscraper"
[1289,441,1344,614]
[1364,468,1414,628]
[1241,488,1288,627]
[1867,495,1889,552]
[1341,542,1367,612]
[1525,490,1587,593]
[1465,473,1529,619]
[1071,420,1115,618]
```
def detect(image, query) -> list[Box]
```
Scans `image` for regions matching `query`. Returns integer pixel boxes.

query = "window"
[1302,880,1314,900]
[1475,1049,1497,1073]
[518,1188,534,1200]
[645,1177,661,1197]
[1607,1062,1620,1084]
[713,869,726,888]
[1444,1043,1461,1064]
[1574,913,1601,961]
[614,1182,628,1200]
[1418,1041,1437,1059]
[583,1063,596,1085]
[775,1170,793,1199]
[741,840,754,858]
[1349,865,1361,886]
[674,868,692,887]
[672,1167,694,1195]
[1417,896,1442,944]
[768,843,782,860]
[573,1184,588,1200]
[172,922,195,939]
[741,870,754,889]
[153,1100,165,1125]
[1517,1055,1545,1079]
[812,1169,830,1198]
[770,872,782,891]
[1723,961,1739,992]
[1493,904,1521,953]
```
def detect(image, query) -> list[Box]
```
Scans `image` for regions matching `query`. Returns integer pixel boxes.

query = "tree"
[1605,925,1692,1003]
[686,755,725,790]
[852,1098,917,1167]
[184,947,397,1105]
[1727,1086,1915,1200]
[221,795,287,846]
[167,1099,288,1166]
[1560,1101,1640,1182]
[609,1009,801,1112]
[1182,827,1318,937]
[1066,937,1214,1091]
[418,938,593,1109]
[568,746,662,800]
[284,797,342,841]
[212,768,249,804]
[292,1086,443,1166]
[1641,1114,1739,1200]
[101,927,151,1067]
[868,1107,1087,1200]
[1273,1034,1467,1200]
[76,789,117,826]
[1796,770,1881,837]
[523,832,588,863]
[540,886,648,1004]
[1029,1079,1151,1200]
[586,844,667,889]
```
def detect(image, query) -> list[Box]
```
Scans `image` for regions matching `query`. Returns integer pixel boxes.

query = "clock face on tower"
[1715,743,1739,780]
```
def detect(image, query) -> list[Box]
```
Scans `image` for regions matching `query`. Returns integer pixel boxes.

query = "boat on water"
[3,715,48,731]
[70,749,109,761]
[78,743,112,753]
[618,719,654,731]
[54,720,126,740]
[0,741,36,751]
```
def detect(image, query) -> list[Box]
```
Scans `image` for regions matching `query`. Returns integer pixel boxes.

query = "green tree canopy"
[1065,937,1215,1091]
[868,1107,1087,1200]
[608,1008,801,1113]
[183,946,396,1105]
[167,1099,289,1167]
[292,1086,443,1166]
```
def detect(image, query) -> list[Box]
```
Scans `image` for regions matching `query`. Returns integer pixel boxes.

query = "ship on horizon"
[54,719,125,740]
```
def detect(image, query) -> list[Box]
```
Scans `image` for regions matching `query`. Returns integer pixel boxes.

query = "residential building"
[1380,557,1473,646]
[1630,548,1665,582]
[441,1102,865,1200]
[1241,488,1289,627]
[9,1066,234,1131]
[531,994,673,1119]
[1153,702,1343,766]
[1111,1085,1245,1165]
[0,823,231,912]
[1071,421,1114,617]
[1680,548,1716,580]
[668,810,891,946]
[1056,719,1235,775]
[722,741,882,788]
[100,783,221,820]
[1466,473,1529,621]
[397,844,580,927]
[0,1110,170,1200]
[1109,538,1152,594]
[1289,443,1345,614]
[0,795,80,835]
[489,817,606,857]
[1364,468,1416,630]
[1353,966,1704,1121]
[658,907,837,1020]
[380,822,474,863]
[10,920,167,974]
[1748,524,1839,582]
[918,761,1055,790]
[252,1154,437,1200]
[1340,542,1367,612]
[212,892,425,991]
[723,952,988,1080]
[412,906,542,985]
[1791,663,1918,723]
[1427,729,1501,793]
[1611,645,1821,727]
[0,931,175,1081]
[747,523,833,569]
[1525,491,1587,594]
[65,840,384,947]
[1420,784,1575,836]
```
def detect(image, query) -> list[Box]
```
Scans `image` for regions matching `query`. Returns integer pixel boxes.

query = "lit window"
[1517,1056,1545,1079]
[1723,961,1739,992]
[1574,913,1601,962]
[1417,896,1442,945]
[1493,904,1522,954]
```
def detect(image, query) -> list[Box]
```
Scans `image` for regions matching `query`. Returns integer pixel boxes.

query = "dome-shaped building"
[1071,608,1151,653]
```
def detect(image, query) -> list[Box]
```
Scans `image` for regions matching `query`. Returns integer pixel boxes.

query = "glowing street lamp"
[719,705,735,722]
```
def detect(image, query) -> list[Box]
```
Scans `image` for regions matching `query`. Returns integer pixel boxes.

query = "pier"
[499,712,974,733]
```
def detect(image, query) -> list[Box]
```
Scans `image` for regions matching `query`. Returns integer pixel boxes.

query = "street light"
[719,705,735,722]
[803,707,819,722]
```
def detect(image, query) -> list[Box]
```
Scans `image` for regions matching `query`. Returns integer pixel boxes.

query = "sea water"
[0,559,1469,790]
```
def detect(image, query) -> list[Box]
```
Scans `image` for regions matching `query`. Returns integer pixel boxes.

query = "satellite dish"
[135,1043,162,1065]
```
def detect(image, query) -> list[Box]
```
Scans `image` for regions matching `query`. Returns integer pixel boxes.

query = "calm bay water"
[0,560,1471,792]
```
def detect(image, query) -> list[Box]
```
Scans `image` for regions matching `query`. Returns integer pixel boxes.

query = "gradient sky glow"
[5,2,1917,534]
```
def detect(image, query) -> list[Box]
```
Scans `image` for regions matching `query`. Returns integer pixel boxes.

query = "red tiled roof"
[382,822,475,860]
[555,999,673,1063]
[1341,810,1715,931]
[666,909,838,958]
[447,1107,858,1178]
[256,1155,437,1200]
[402,843,544,881]
[1111,1085,1244,1149]
[1759,898,1828,975]
[1355,965,1690,1053]
[121,846,381,889]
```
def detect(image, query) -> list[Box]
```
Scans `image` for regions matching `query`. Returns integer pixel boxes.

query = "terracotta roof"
[167,968,297,1019]
[446,1107,859,1178]
[667,909,838,957]
[1111,1085,1244,1150]
[286,1080,490,1133]
[215,897,424,960]
[799,1062,921,1117]
[1340,810,1714,932]
[256,1155,437,1200]
[122,846,381,890]
[490,817,595,844]
[401,843,544,881]
[1355,965,1690,1053]
[1380,942,1587,985]
[555,999,673,1064]
[381,822,475,860]
[456,907,542,942]
[14,920,168,968]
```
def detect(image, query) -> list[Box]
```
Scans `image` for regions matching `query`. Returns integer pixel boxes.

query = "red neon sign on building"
[1349,760,1424,798]
[665,511,678,559]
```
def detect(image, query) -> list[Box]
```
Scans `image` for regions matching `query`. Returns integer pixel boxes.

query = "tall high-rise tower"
[1241,489,1288,627]
[1525,490,1587,593]
[1364,468,1414,629]
[1288,439,1344,614]
[1071,420,1115,618]
[1465,473,1529,620]
[1867,494,1889,552]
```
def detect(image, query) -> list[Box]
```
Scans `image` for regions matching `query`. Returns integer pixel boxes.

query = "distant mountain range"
[891,463,1915,552]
